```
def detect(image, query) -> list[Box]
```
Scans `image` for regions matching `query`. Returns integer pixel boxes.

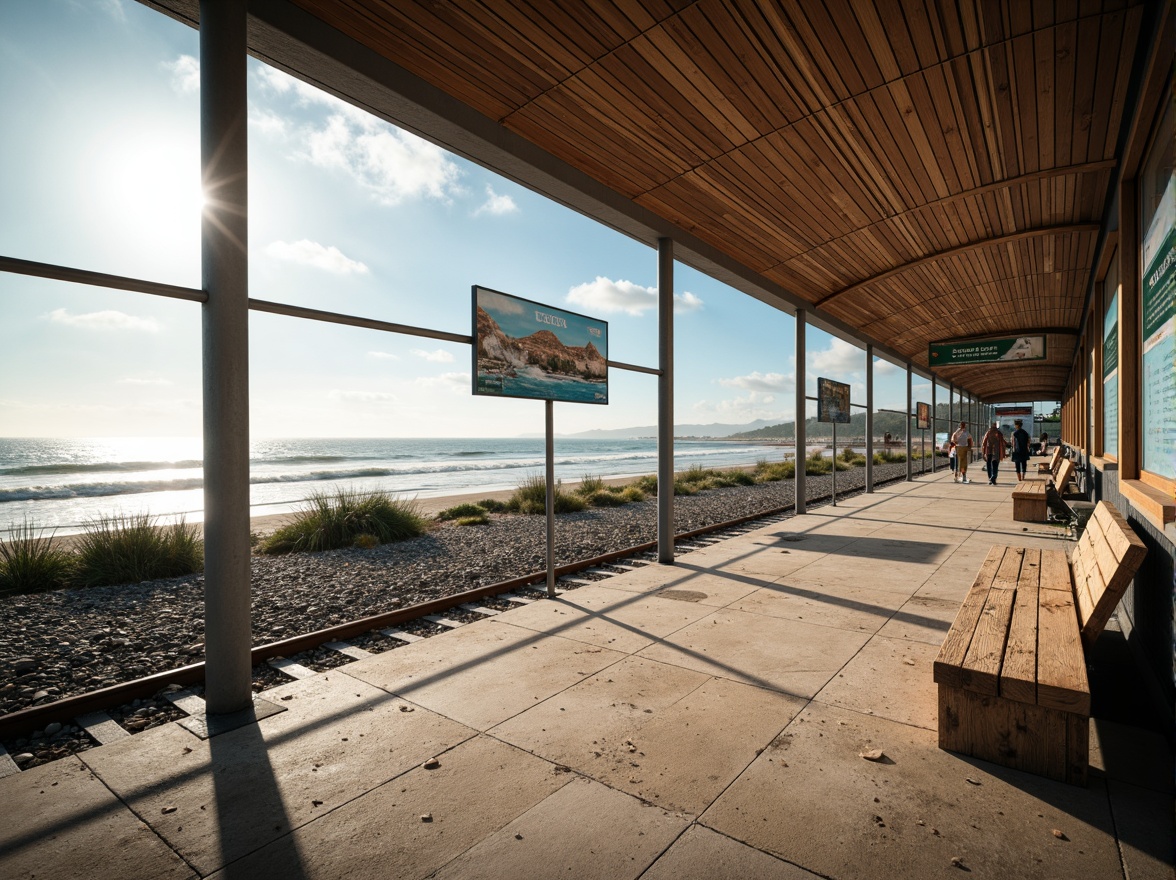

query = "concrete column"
[794,310,806,514]
[865,345,874,492]
[201,0,252,715]
[657,238,674,564]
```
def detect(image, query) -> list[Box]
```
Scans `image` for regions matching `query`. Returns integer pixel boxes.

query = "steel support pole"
[201,0,252,716]
[657,238,674,564]
[930,377,937,473]
[794,310,807,514]
[545,399,556,597]
[906,364,913,480]
[865,345,874,492]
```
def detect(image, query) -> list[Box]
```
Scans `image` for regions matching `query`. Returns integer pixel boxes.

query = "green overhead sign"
[928,336,1047,366]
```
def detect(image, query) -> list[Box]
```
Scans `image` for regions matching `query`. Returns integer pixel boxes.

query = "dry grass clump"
[260,489,426,555]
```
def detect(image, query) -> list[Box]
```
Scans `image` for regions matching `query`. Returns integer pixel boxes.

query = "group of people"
[943,419,1040,485]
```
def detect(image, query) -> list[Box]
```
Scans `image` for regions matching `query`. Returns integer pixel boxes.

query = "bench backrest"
[1046,446,1063,470]
[1071,501,1147,646]
[1053,457,1075,494]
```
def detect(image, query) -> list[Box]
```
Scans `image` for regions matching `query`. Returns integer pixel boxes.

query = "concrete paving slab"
[205,734,568,880]
[702,702,1124,880]
[82,674,473,876]
[430,775,689,880]
[490,655,710,766]
[731,580,907,634]
[637,608,871,699]
[1105,778,1176,880]
[494,658,804,814]
[638,824,821,879]
[813,634,940,730]
[1090,718,1175,793]
[343,618,626,730]
[0,756,195,880]
[497,585,715,653]
[875,593,959,645]
[649,568,773,606]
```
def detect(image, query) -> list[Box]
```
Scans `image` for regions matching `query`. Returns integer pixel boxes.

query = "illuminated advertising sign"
[929,336,1047,366]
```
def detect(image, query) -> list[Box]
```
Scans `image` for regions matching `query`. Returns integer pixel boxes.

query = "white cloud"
[411,348,455,363]
[328,390,397,403]
[48,308,160,332]
[248,106,288,137]
[164,55,199,95]
[98,0,127,21]
[264,239,369,275]
[566,277,703,316]
[873,358,899,376]
[718,371,793,393]
[692,391,784,421]
[117,377,172,386]
[473,185,518,217]
[416,372,469,390]
[367,351,400,360]
[811,338,865,375]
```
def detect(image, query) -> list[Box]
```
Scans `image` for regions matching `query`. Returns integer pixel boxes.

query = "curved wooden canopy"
[149,0,1154,403]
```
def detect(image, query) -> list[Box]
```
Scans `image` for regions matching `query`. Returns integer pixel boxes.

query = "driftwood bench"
[934,501,1146,784]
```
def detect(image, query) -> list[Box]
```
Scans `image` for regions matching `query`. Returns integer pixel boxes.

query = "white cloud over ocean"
[164,55,199,94]
[255,66,463,206]
[473,185,518,217]
[566,277,703,316]
[411,349,455,363]
[48,308,160,332]
[264,239,369,275]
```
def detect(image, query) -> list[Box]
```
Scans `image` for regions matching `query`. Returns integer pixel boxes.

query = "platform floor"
[2,473,1172,879]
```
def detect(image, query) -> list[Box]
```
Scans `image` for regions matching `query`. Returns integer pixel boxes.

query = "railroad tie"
[164,690,207,717]
[268,657,317,680]
[381,628,424,643]
[459,603,500,616]
[0,744,20,778]
[423,614,464,629]
[324,641,373,660]
[75,710,131,745]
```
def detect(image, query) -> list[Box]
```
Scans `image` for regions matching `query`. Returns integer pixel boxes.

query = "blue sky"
[0,0,930,440]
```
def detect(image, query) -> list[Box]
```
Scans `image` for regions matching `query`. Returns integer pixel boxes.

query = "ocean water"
[0,436,807,537]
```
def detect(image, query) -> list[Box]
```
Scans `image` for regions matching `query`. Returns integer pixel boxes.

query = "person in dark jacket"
[1010,419,1032,481]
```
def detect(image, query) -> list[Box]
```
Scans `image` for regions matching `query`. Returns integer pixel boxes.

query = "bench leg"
[939,685,1088,785]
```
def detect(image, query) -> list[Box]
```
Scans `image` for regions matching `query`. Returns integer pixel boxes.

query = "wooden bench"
[1011,480,1048,522]
[934,501,1146,784]
[1036,445,1063,474]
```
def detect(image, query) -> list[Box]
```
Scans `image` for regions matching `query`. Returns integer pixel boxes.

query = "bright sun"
[95,134,204,245]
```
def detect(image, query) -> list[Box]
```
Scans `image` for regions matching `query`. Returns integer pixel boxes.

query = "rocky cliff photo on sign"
[473,286,608,404]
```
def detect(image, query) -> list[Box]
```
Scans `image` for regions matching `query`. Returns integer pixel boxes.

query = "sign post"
[472,286,609,599]
[817,377,851,506]
[916,402,930,476]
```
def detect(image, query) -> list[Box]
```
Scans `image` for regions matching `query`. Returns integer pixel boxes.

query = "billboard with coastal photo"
[817,377,851,424]
[472,286,609,404]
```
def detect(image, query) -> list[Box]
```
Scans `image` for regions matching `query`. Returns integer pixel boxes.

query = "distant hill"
[730,403,963,440]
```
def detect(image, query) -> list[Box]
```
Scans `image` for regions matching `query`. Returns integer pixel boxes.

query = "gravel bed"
[0,464,911,722]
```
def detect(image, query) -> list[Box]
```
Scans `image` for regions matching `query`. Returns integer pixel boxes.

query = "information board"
[1141,177,1175,479]
[916,402,930,430]
[472,286,608,405]
[817,377,851,424]
[929,336,1046,366]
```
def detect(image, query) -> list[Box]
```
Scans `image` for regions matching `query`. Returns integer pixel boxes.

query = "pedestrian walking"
[951,421,974,483]
[981,422,1008,485]
[944,437,958,480]
[1010,419,1032,481]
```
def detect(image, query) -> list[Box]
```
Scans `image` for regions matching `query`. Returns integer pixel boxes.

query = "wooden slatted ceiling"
[291,0,1145,401]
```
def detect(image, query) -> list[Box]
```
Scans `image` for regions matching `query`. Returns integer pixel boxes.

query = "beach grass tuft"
[260,489,426,555]
[455,514,490,526]
[507,474,587,515]
[575,474,607,497]
[74,513,203,587]
[0,519,77,594]
[476,498,509,513]
[437,502,488,521]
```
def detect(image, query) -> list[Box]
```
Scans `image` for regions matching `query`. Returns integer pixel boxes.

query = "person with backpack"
[981,422,1008,485]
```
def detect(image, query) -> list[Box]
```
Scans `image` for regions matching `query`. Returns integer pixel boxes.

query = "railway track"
[0,480,893,772]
